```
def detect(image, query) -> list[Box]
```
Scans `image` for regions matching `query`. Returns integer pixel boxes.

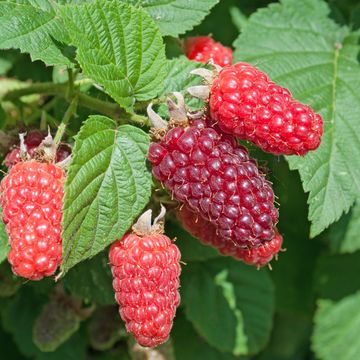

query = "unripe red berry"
[184,36,232,67]
[208,62,323,155]
[148,118,278,247]
[0,161,64,280]
[109,210,181,348]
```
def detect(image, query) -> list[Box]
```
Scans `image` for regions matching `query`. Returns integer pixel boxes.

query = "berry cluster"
[0,161,64,280]
[184,36,232,67]
[109,209,181,348]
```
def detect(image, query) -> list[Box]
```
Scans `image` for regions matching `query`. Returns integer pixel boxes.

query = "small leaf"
[60,0,167,111]
[61,115,151,272]
[0,1,73,66]
[125,0,219,37]
[312,292,360,360]
[182,258,274,355]
[233,0,360,236]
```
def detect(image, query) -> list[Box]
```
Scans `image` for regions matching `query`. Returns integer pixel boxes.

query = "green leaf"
[61,116,151,272]
[233,0,360,236]
[314,252,360,301]
[0,208,9,264]
[326,202,360,254]
[60,0,167,111]
[63,252,115,304]
[0,1,74,66]
[173,314,238,360]
[125,0,219,37]
[182,258,274,355]
[312,292,360,360]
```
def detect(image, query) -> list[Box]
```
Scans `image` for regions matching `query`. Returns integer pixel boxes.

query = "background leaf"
[61,116,151,272]
[60,0,167,111]
[0,0,74,66]
[125,0,219,37]
[182,258,274,356]
[312,292,360,360]
[233,0,360,237]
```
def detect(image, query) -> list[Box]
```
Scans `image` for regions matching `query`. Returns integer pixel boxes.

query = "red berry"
[0,161,64,280]
[184,36,232,67]
[4,130,72,168]
[148,118,278,247]
[176,205,283,267]
[209,62,323,155]
[237,232,283,268]
[109,230,181,347]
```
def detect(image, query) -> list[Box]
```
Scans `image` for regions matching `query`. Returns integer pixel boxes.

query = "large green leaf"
[61,116,151,273]
[312,292,360,360]
[0,0,75,66]
[125,0,219,37]
[233,0,360,237]
[182,258,274,356]
[60,0,167,111]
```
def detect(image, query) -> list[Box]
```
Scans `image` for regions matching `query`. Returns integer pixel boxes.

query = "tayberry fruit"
[0,161,64,280]
[189,62,323,155]
[109,208,181,348]
[184,36,232,67]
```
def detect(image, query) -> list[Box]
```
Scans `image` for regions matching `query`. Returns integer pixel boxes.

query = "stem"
[54,96,78,147]
[66,68,74,100]
[3,81,149,124]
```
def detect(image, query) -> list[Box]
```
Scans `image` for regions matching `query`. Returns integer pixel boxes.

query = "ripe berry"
[109,209,181,348]
[148,113,278,247]
[191,62,323,155]
[184,36,232,67]
[176,205,283,267]
[0,161,64,280]
[4,130,71,168]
